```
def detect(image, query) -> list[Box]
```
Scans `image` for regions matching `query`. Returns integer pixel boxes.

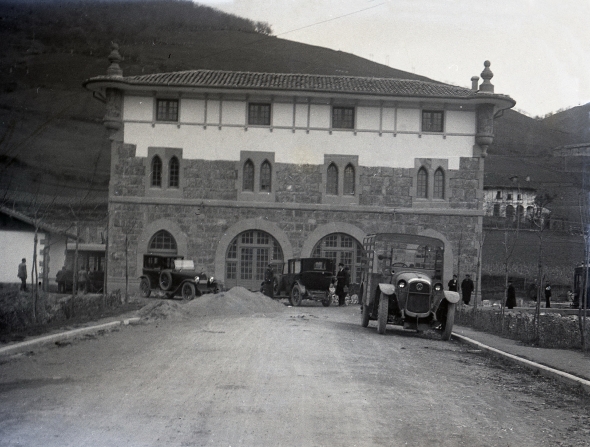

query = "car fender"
[139,275,151,287]
[378,283,395,296]
[444,290,460,304]
[293,280,306,295]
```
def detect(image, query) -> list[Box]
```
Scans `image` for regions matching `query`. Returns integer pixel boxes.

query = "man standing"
[56,266,67,293]
[17,258,27,291]
[461,274,474,305]
[336,263,349,306]
[263,263,274,298]
[506,281,516,309]
[544,281,552,308]
[448,274,458,292]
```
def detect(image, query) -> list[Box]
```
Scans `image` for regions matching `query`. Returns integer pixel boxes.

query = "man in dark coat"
[263,264,274,298]
[336,263,349,306]
[506,281,516,309]
[544,281,552,308]
[17,258,27,291]
[461,274,474,305]
[448,274,458,292]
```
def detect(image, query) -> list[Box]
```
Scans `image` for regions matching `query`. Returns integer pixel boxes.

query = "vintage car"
[275,258,336,306]
[359,233,460,340]
[139,254,219,300]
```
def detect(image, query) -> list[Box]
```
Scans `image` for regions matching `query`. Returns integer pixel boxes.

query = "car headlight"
[397,280,407,289]
[209,276,214,283]
[434,283,442,291]
[195,275,200,282]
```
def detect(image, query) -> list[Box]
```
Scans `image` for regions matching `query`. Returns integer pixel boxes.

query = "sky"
[198,0,590,118]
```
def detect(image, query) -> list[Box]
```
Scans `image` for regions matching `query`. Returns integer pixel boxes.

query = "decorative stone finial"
[479,60,494,93]
[471,76,480,91]
[106,42,123,77]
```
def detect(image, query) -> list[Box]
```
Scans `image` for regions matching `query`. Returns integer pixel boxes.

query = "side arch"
[136,218,188,273]
[215,218,293,284]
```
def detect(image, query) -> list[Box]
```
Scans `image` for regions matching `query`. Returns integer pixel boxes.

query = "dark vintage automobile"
[359,233,460,340]
[275,258,336,307]
[139,254,219,300]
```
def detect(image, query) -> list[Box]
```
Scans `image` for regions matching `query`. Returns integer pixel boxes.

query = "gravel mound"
[136,287,286,321]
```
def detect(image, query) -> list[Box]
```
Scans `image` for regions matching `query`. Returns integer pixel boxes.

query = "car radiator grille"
[406,293,430,314]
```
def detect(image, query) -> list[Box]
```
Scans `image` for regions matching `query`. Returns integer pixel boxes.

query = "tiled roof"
[92,69,480,99]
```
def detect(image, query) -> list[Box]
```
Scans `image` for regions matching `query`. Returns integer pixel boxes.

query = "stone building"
[83,46,514,293]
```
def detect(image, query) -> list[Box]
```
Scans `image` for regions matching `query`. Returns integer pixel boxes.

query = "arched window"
[433,168,444,199]
[260,160,272,192]
[312,233,363,283]
[517,205,524,222]
[151,156,162,187]
[417,167,428,198]
[169,156,179,188]
[493,203,501,217]
[243,159,254,191]
[506,205,515,221]
[343,164,355,195]
[327,163,338,195]
[148,230,177,254]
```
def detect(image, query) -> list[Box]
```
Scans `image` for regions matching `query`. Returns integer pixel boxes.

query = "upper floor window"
[327,163,338,195]
[243,159,254,191]
[260,160,272,192]
[344,164,355,195]
[149,230,177,252]
[493,203,501,216]
[151,156,162,187]
[433,168,444,199]
[332,106,355,129]
[422,110,444,132]
[496,190,502,199]
[417,167,428,198]
[248,103,271,126]
[507,193,513,200]
[169,156,179,188]
[156,99,179,122]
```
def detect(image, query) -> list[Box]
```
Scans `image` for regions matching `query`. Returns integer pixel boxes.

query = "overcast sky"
[199,0,590,118]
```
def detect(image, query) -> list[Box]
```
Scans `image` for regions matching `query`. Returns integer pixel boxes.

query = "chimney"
[471,76,480,91]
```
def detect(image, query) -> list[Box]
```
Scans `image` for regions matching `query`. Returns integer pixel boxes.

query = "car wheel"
[159,271,173,291]
[377,292,389,334]
[361,299,370,328]
[441,302,456,341]
[273,278,280,296]
[181,282,196,301]
[139,277,151,298]
[321,291,331,307]
[290,285,303,306]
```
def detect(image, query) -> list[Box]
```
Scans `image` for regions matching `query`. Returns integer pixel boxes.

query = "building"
[83,45,515,294]
[483,184,538,222]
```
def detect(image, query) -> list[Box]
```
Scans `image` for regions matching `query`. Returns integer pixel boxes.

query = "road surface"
[0,294,588,446]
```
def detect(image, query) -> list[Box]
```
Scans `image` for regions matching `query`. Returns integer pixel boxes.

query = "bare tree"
[577,192,589,351]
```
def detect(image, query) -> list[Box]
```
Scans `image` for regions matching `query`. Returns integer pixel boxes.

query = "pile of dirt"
[185,287,286,318]
[136,300,190,322]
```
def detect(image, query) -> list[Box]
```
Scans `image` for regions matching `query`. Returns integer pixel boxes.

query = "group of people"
[447,273,474,305]
[17,258,91,294]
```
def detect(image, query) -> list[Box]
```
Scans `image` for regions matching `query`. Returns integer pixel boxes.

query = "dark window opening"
[156,99,179,122]
[422,110,444,132]
[248,103,271,126]
[332,106,355,129]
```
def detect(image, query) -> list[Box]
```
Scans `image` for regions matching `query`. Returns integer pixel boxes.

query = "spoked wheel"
[159,271,173,291]
[181,282,196,301]
[377,292,389,334]
[290,285,303,306]
[321,292,332,307]
[440,302,456,341]
[139,277,151,298]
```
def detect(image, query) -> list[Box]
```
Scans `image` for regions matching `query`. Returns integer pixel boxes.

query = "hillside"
[0,0,587,209]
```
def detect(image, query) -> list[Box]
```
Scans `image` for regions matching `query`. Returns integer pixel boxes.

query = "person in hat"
[506,280,516,309]
[336,263,349,306]
[448,274,458,292]
[544,281,552,308]
[461,274,474,305]
[263,263,275,298]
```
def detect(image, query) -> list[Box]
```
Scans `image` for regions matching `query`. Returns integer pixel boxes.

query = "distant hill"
[542,103,590,145]
[0,0,587,211]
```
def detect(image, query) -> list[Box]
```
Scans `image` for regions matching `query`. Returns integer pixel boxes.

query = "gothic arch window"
[148,230,177,254]
[169,156,179,188]
[151,156,162,187]
[243,159,254,192]
[516,205,525,222]
[343,164,355,195]
[327,163,338,195]
[433,168,444,199]
[260,160,272,192]
[417,167,428,198]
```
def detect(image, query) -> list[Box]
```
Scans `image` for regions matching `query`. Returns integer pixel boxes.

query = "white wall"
[0,230,38,284]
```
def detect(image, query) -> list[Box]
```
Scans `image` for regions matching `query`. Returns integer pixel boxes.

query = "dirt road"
[0,291,588,446]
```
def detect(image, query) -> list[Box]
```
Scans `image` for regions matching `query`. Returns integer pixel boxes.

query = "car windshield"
[369,234,444,277]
